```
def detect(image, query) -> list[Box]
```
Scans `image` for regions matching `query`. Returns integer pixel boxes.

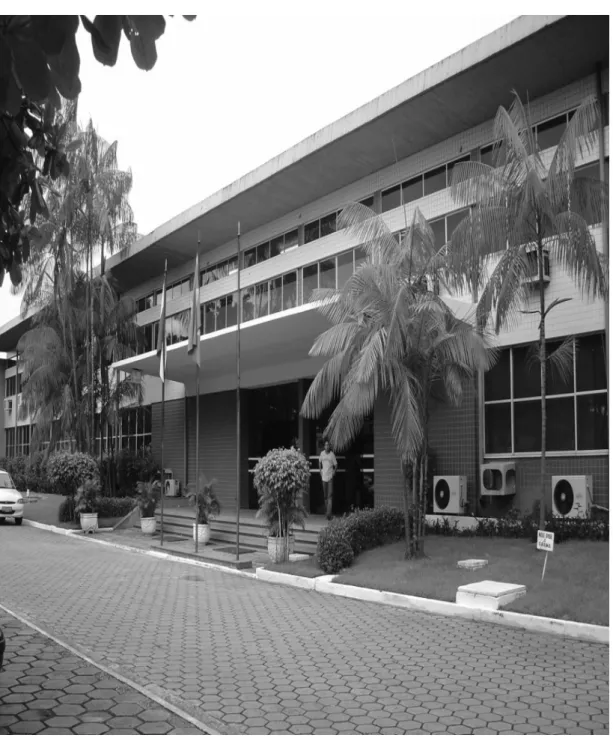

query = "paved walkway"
[0,613,201,734]
[0,527,608,735]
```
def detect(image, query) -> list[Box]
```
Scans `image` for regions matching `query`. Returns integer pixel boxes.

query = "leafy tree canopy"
[0,15,195,287]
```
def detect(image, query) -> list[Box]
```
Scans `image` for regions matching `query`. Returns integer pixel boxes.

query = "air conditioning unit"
[433,476,467,515]
[165,479,179,497]
[552,475,593,518]
[522,244,550,285]
[480,461,516,497]
[3,399,12,413]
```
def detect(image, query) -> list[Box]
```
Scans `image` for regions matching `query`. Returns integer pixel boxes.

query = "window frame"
[483,334,608,457]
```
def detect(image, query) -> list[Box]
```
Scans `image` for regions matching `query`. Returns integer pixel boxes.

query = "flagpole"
[235,222,241,562]
[195,234,201,554]
[160,260,168,548]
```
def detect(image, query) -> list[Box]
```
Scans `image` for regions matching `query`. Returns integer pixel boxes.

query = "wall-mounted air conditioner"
[433,476,467,514]
[3,399,12,413]
[552,475,593,518]
[522,244,550,285]
[481,461,516,497]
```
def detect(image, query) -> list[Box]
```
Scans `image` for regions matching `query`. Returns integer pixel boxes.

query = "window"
[381,185,401,213]
[282,272,297,310]
[423,165,447,196]
[571,161,608,226]
[319,259,336,290]
[484,333,608,454]
[337,250,354,289]
[5,375,16,397]
[5,425,31,458]
[250,227,301,264]
[137,293,155,313]
[302,264,319,303]
[166,312,189,345]
[112,405,152,453]
[304,211,338,244]
[254,281,269,319]
[242,249,256,270]
[359,196,375,209]
[402,176,423,205]
[535,114,567,151]
[447,155,470,187]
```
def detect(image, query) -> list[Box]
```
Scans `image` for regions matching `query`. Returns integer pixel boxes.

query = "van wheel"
[15,518,23,525]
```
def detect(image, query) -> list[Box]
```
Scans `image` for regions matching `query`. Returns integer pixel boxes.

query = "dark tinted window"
[254,282,269,318]
[360,196,375,209]
[320,212,337,237]
[226,293,238,327]
[381,185,401,213]
[256,242,270,263]
[402,176,422,204]
[446,209,468,240]
[536,114,567,151]
[514,400,540,452]
[282,272,297,309]
[337,250,354,289]
[270,277,283,315]
[302,264,318,302]
[480,144,494,167]
[447,155,470,187]
[304,220,320,244]
[577,393,608,449]
[270,236,284,258]
[430,218,446,249]
[243,249,256,269]
[484,349,510,401]
[423,165,446,196]
[576,333,607,391]
[546,397,575,450]
[284,230,299,251]
[319,259,336,290]
[484,403,512,454]
[513,345,541,399]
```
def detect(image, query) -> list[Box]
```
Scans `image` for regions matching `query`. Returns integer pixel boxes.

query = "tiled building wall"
[184,390,249,512]
[152,398,186,489]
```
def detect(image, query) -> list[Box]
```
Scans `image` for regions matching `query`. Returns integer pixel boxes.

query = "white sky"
[1,5,519,324]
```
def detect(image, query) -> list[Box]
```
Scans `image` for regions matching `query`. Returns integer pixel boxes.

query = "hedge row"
[316,507,405,574]
[426,512,609,542]
[59,496,137,523]
[0,448,159,497]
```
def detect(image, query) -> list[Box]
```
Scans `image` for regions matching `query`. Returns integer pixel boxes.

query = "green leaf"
[129,33,158,71]
[31,15,77,56]
[0,37,22,115]
[8,36,52,101]
[48,32,81,99]
[128,16,166,40]
[90,15,122,66]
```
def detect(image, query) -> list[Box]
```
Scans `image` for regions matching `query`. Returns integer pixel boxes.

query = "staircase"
[154,510,320,555]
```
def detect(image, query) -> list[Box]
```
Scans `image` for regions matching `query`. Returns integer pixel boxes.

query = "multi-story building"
[0,15,609,519]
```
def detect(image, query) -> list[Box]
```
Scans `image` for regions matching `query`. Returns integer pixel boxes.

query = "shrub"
[96,497,137,519]
[136,480,161,518]
[316,522,354,574]
[58,497,75,522]
[47,452,99,496]
[316,506,405,574]
[102,447,160,497]
[25,452,54,493]
[254,447,310,537]
[74,479,101,516]
[186,475,219,524]
[0,456,27,491]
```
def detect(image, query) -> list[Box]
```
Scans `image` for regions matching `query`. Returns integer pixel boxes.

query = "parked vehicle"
[0,469,24,525]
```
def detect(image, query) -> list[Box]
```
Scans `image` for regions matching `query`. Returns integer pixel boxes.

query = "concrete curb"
[255,567,316,590]
[260,569,610,645]
[24,519,608,644]
[23,518,258,580]
[0,603,241,736]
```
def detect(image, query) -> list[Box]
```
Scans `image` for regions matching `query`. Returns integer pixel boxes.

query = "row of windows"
[137,245,371,351]
[5,425,30,458]
[4,374,20,398]
[135,99,609,313]
[93,406,153,455]
[484,333,607,454]
[382,155,471,214]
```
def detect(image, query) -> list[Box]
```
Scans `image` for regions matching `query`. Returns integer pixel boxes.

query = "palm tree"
[301,203,495,558]
[446,93,608,526]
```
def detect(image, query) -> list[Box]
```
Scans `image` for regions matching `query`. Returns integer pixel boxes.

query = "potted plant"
[136,479,161,535]
[254,447,309,563]
[187,474,220,545]
[74,479,100,533]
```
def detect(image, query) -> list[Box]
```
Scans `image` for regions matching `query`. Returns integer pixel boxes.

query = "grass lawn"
[265,557,324,578]
[334,536,609,626]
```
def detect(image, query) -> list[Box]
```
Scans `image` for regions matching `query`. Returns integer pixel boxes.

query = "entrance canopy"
[112,297,476,393]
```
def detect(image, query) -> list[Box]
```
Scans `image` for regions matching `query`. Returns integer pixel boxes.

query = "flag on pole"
[187,250,201,368]
[157,262,167,382]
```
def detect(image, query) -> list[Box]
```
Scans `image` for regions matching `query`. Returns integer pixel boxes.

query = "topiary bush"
[315,506,405,574]
[47,452,99,496]
[96,497,137,519]
[254,447,310,538]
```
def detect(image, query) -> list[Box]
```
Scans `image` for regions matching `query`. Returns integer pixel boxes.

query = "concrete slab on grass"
[457,580,526,610]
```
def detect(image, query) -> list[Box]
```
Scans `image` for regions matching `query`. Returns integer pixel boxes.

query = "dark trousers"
[322,479,334,518]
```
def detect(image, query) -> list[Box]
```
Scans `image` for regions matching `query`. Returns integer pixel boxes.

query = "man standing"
[319,440,337,521]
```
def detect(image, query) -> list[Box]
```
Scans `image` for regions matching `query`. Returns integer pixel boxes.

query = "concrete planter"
[140,517,156,535]
[80,513,98,534]
[267,536,294,563]
[193,523,211,545]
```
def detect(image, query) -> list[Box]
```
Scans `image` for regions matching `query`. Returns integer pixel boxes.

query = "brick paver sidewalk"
[1,527,608,735]
[0,612,202,734]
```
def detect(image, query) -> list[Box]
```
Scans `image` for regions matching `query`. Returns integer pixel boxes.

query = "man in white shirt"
[319,440,338,521]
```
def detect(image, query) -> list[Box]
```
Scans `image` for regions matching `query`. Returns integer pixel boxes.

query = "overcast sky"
[0,5,519,323]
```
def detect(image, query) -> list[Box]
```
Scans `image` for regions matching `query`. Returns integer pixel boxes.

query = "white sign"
[537,530,555,552]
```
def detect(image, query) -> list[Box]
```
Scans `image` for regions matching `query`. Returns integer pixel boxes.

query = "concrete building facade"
[0,15,609,518]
